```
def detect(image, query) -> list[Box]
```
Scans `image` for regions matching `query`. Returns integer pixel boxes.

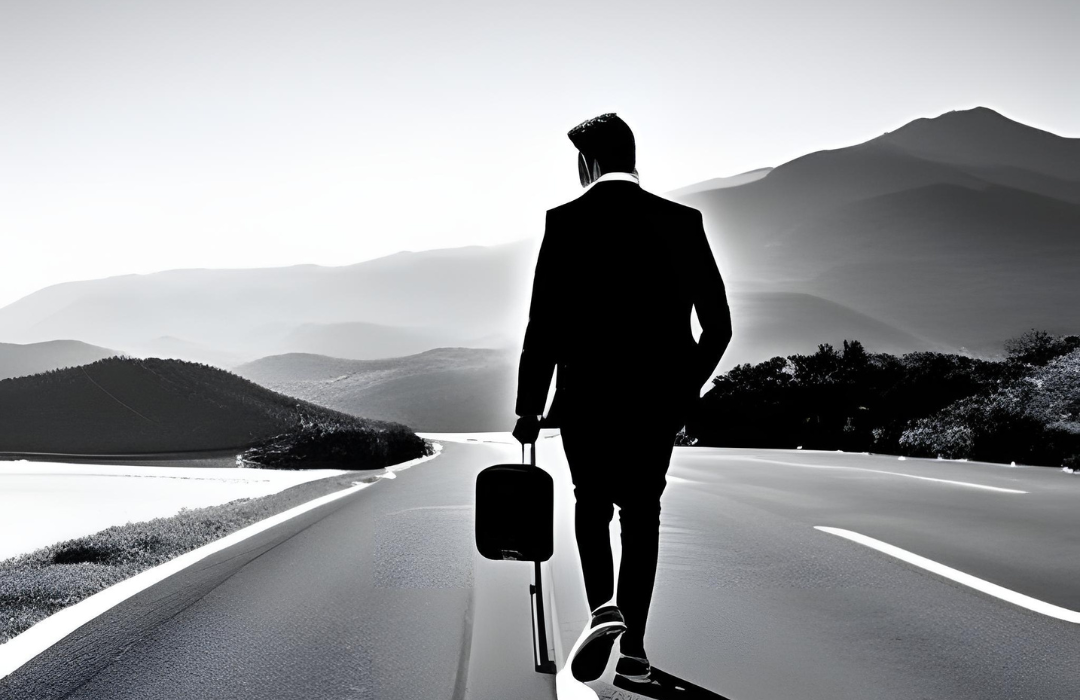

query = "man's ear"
[577,152,592,187]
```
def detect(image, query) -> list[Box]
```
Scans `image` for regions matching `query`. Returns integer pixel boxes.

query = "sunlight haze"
[2,0,1078,307]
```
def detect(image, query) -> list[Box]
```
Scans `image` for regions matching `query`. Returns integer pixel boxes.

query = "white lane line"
[816,526,1080,624]
[0,446,442,681]
[741,457,1027,493]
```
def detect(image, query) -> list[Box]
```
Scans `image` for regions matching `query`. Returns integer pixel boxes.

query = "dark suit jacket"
[515,179,732,431]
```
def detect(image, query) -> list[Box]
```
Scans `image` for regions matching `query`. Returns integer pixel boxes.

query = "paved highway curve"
[3,438,1080,699]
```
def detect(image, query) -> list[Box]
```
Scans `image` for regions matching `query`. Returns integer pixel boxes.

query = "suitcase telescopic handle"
[521,441,536,466]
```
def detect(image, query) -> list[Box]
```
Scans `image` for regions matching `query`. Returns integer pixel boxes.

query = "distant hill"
[0,244,533,365]
[0,340,119,381]
[236,348,517,432]
[675,107,1080,354]
[132,336,247,368]
[0,356,422,458]
[273,322,463,361]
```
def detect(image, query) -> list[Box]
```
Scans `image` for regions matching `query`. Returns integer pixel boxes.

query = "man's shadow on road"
[592,666,732,699]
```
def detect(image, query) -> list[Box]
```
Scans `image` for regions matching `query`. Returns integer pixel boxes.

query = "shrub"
[688,331,1080,468]
[241,419,432,470]
[898,387,1043,462]
[1005,329,1080,367]
[899,351,1080,465]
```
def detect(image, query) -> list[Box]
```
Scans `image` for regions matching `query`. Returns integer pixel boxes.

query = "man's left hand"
[513,415,541,444]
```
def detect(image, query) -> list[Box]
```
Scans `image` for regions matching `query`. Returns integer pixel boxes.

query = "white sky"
[2,0,1078,307]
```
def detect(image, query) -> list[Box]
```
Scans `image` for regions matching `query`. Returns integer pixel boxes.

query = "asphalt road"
[0,441,554,700]
[547,444,1080,700]
[3,438,1080,699]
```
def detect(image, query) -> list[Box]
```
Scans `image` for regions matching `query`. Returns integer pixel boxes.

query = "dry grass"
[0,467,396,643]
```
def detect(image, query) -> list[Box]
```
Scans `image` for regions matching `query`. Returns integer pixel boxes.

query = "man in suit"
[513,113,732,684]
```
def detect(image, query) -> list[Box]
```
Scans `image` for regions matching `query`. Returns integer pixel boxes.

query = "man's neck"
[586,171,639,190]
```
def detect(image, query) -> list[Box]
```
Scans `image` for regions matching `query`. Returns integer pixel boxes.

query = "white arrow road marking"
[816,526,1080,624]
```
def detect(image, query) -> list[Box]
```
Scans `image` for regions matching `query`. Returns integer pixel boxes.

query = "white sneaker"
[568,605,626,682]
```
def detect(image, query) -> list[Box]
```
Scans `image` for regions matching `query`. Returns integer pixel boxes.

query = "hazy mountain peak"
[875,106,1080,180]
[934,105,1007,120]
[883,106,1030,138]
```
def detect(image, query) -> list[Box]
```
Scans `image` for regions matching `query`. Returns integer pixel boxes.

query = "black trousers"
[560,422,676,655]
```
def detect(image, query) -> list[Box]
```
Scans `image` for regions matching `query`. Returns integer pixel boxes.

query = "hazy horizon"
[3,0,1079,307]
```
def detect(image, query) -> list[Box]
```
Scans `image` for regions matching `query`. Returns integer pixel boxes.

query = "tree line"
[684,330,1080,469]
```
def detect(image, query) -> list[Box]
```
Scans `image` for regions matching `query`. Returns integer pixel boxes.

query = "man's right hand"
[512,415,541,444]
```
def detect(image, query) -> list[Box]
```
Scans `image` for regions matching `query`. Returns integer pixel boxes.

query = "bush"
[689,355,798,448]
[1005,329,1080,367]
[241,418,432,470]
[690,340,1003,453]
[898,386,1046,462]
[687,331,1080,468]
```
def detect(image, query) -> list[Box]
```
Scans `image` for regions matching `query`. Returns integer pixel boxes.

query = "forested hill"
[0,357,427,466]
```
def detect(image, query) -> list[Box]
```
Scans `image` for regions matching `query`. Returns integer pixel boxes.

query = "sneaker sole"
[569,621,625,682]
[614,673,663,697]
[615,668,702,698]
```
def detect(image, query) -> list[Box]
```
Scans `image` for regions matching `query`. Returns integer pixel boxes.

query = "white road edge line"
[0,445,443,681]
[744,457,1027,493]
[816,526,1080,624]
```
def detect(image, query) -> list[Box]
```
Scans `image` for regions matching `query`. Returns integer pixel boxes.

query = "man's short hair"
[567,113,636,173]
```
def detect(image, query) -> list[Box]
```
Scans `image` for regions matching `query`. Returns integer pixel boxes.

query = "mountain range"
[2,106,1078,429]
[674,107,1080,353]
[0,244,534,368]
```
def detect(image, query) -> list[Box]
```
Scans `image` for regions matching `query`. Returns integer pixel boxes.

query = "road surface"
[553,445,1080,699]
[3,437,1080,699]
[0,440,554,700]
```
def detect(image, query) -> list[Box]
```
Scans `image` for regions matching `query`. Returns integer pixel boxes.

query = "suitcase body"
[475,445,553,562]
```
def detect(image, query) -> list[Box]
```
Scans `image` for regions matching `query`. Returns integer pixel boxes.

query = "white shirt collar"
[586,171,640,190]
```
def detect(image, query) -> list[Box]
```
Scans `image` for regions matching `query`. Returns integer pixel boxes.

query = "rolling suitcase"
[474,442,556,673]
[475,442,553,562]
